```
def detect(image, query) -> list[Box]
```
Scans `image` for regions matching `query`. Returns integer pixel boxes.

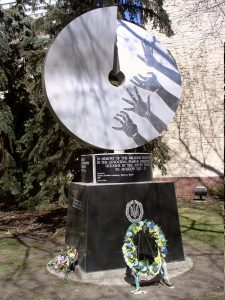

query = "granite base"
[65,181,185,272]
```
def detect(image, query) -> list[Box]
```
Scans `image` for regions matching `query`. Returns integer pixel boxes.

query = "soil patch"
[0,203,67,239]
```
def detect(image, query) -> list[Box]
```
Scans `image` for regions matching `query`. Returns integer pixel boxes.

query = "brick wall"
[146,0,224,189]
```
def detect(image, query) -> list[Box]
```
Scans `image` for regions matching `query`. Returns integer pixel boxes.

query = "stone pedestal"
[65,181,184,273]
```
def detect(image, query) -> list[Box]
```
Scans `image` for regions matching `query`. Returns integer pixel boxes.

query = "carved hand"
[112,111,138,138]
[137,42,158,67]
[130,72,161,92]
[122,86,151,118]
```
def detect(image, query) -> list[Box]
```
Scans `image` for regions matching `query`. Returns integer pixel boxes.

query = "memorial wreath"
[122,220,167,277]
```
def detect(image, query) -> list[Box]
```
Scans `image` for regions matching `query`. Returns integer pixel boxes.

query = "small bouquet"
[48,246,78,279]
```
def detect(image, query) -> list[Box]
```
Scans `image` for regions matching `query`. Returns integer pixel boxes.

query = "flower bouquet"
[48,246,78,279]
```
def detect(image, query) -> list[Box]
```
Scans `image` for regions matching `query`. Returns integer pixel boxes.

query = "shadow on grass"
[179,215,223,235]
[0,205,68,299]
[0,228,66,300]
[0,201,223,299]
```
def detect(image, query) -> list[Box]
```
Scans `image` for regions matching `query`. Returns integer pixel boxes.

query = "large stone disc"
[43,6,181,150]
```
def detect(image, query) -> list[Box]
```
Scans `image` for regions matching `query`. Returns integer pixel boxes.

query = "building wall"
[147,0,224,194]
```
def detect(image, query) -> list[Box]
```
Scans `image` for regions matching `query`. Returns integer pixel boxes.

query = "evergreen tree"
[0,1,171,209]
[0,5,50,205]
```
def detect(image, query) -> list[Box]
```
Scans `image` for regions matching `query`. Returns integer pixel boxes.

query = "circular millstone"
[43,7,181,150]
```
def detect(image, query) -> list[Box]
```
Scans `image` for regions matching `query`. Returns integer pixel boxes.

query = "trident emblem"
[130,202,140,218]
[126,200,144,223]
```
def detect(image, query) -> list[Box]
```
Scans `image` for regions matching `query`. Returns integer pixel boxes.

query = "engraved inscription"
[72,198,82,210]
[95,154,152,183]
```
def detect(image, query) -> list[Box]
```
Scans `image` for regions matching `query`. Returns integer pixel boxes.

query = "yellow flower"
[155,256,161,263]
[136,225,142,232]
[69,253,75,258]
[157,241,163,247]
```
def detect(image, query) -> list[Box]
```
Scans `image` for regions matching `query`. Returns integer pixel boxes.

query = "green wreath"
[122,220,167,277]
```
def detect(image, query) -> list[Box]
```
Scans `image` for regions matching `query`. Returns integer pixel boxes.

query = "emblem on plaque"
[126,200,144,223]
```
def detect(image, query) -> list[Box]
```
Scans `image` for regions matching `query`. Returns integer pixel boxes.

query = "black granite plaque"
[80,153,153,183]
[81,156,93,183]
[96,154,152,183]
[65,181,185,272]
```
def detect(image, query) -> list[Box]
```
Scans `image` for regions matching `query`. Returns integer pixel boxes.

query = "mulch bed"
[0,203,67,239]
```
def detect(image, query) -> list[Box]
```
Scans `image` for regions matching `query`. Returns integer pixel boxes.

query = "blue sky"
[119,0,142,24]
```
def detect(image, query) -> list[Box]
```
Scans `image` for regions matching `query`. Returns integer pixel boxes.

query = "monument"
[43,6,184,274]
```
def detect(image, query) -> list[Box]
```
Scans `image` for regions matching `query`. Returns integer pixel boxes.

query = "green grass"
[178,201,224,250]
[0,264,11,272]
[0,238,18,250]
[0,201,223,279]
[0,236,28,274]
[31,243,45,250]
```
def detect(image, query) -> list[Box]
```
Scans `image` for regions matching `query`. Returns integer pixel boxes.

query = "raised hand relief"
[138,42,181,85]
[122,86,151,117]
[112,111,138,138]
[112,111,148,146]
[122,89,167,133]
[130,72,161,92]
[137,41,158,67]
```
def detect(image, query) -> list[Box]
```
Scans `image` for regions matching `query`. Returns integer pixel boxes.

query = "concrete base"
[47,257,193,286]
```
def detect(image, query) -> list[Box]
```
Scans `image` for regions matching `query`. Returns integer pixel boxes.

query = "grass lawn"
[0,199,224,299]
[0,200,224,273]
[178,200,224,250]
